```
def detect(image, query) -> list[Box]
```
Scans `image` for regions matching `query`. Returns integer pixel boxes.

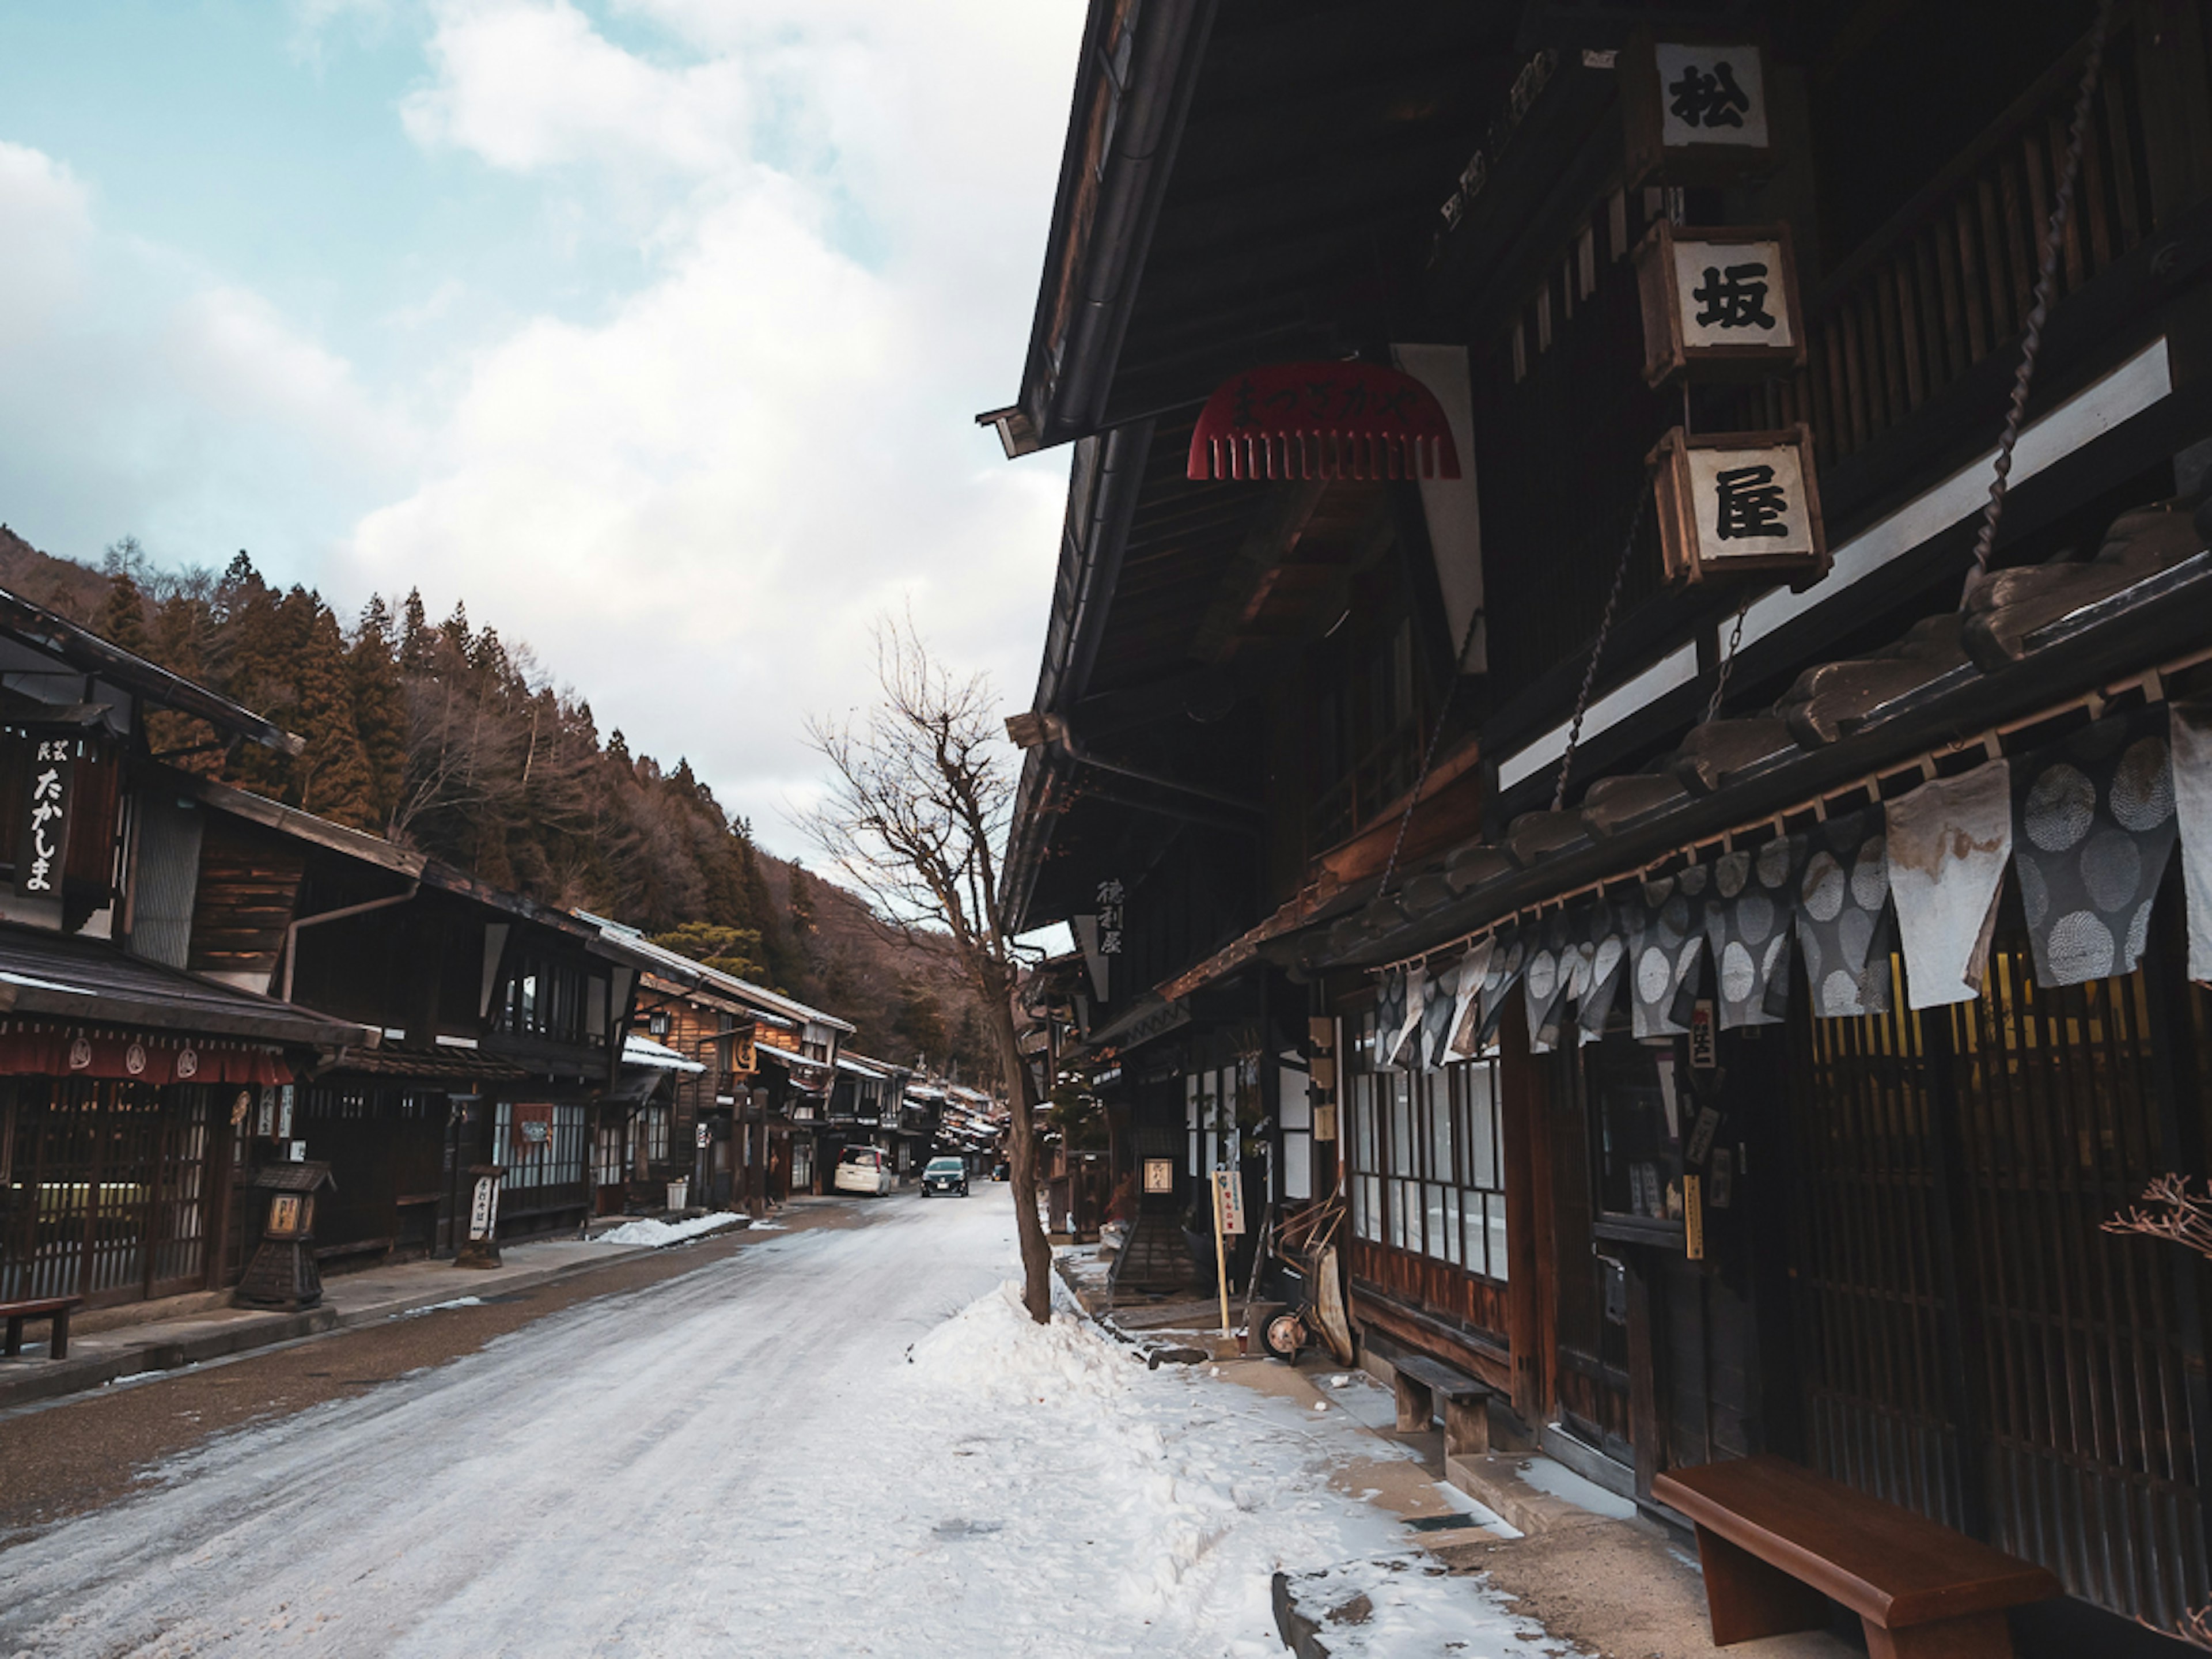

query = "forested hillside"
[0,524,991,1078]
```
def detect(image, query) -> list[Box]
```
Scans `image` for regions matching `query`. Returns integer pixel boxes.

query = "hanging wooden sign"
[1649,425,1828,588]
[1635,222,1804,385]
[1620,33,1772,187]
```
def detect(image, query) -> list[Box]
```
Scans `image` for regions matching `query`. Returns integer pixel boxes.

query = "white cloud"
[0,143,418,570]
[0,142,94,323]
[401,0,750,177]
[0,0,1083,861]
[334,0,1080,849]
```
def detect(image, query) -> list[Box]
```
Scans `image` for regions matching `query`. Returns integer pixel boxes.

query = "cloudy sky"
[0,0,1081,854]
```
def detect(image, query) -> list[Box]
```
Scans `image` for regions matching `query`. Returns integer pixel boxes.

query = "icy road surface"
[0,1196,1547,1658]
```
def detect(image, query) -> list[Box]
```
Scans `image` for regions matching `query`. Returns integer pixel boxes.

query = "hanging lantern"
[1187,362,1462,482]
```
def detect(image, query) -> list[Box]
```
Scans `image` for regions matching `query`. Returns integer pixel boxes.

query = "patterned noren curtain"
[2176,698,2212,985]
[1445,937,1494,1060]
[1578,899,1632,1045]
[1524,912,1575,1054]
[1796,807,1894,1017]
[1385,966,1428,1070]
[1476,931,1527,1053]
[1703,838,1804,1029]
[2011,713,2177,988]
[1419,959,1459,1069]
[1630,868,1707,1037]
[1887,760,2013,1009]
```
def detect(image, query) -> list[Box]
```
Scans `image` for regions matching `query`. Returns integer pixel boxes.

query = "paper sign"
[1684,1175,1705,1259]
[1213,1170,1247,1236]
[1143,1158,1175,1194]
[1688,1001,1717,1071]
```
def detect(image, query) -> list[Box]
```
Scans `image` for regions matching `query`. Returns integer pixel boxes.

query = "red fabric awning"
[0,1026,296,1085]
[1187,362,1461,482]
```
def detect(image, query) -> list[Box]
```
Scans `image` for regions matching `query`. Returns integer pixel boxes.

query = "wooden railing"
[1740,26,2154,467]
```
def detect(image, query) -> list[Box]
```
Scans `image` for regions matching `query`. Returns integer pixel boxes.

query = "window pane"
[1389,1179,1410,1250]
[1469,1064,1498,1190]
[1486,1192,1510,1283]
[1424,1183,1445,1263]
[1429,1085,1453,1182]
[1463,1200,1487,1274]
[1390,1081,1414,1177]
[1443,1187,1461,1266]
[1349,1166,1366,1236]
[1360,1176,1382,1242]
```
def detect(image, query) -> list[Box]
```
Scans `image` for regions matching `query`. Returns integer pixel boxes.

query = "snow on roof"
[834,1054,889,1078]
[574,913,856,1034]
[622,1033,706,1074]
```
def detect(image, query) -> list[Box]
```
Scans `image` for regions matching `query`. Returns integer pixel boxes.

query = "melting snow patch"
[396,1296,484,1319]
[590,1212,744,1248]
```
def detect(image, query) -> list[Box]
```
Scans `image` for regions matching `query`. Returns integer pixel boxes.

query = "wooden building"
[168,779,659,1255]
[0,588,372,1310]
[992,0,2212,1642]
[586,919,851,1209]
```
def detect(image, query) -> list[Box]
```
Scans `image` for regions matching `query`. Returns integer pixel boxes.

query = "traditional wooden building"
[165,779,658,1255]
[0,588,372,1310]
[584,919,851,1209]
[994,1,2212,1643]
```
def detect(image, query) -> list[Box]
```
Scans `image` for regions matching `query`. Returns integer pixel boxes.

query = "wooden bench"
[1,1296,85,1361]
[1381,1347,1495,1457]
[1656,1455,2061,1658]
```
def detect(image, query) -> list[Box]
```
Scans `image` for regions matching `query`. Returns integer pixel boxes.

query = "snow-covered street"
[0,1195,1549,1658]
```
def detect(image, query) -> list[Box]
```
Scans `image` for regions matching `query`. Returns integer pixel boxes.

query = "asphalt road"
[0,1191,1017,1657]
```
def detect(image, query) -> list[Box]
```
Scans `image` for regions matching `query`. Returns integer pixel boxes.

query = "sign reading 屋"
[1649,425,1828,589]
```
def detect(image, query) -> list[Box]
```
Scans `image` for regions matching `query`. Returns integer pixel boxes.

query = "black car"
[921,1157,969,1196]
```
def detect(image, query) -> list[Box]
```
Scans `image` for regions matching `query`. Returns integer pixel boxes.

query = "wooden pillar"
[1498,1014,1552,1429]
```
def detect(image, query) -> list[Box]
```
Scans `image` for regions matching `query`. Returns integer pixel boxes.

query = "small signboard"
[697,1123,711,1149]
[1650,425,1828,588]
[1684,1173,1706,1260]
[1622,35,1772,186]
[1143,1158,1175,1194]
[1213,1170,1247,1237]
[1688,1000,1718,1071]
[468,1173,500,1241]
[1636,222,1803,385]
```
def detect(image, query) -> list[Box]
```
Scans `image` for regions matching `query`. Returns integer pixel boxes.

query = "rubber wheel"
[1264,1313,1306,1361]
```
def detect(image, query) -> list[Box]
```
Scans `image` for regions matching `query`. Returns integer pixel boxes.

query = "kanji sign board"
[1635,222,1804,384]
[1621,34,1772,185]
[1212,1170,1247,1236]
[1650,425,1828,588]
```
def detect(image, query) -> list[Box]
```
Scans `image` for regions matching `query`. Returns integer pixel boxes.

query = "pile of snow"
[591,1211,743,1248]
[906,1279,1551,1654]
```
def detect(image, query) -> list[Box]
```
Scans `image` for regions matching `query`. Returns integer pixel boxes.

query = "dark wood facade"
[994,0,2212,1640]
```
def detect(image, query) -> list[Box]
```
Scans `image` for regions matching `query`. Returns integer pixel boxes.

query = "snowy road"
[0,1195,1547,1658]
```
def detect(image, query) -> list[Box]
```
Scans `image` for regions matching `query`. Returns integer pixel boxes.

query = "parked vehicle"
[990,1160,1010,1183]
[832,1146,893,1196]
[921,1157,968,1198]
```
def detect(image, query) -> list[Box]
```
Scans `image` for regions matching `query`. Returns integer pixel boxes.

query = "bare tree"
[2106,1177,2212,1649]
[800,616,1052,1323]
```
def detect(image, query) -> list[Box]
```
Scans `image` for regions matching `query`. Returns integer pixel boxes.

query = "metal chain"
[1700,602,1749,725]
[1551,471,1654,813]
[1963,0,2112,606]
[1380,601,1486,895]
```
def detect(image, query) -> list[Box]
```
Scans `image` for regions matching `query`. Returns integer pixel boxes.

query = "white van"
[833,1146,894,1196]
